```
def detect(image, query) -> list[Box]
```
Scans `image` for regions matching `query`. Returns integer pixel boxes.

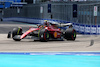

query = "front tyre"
[64,28,76,41]
[12,27,22,41]
[39,29,50,42]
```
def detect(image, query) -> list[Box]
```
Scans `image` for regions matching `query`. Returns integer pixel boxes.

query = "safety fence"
[3,2,100,24]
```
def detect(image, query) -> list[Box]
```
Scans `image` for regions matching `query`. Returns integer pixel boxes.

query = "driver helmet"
[44,20,48,26]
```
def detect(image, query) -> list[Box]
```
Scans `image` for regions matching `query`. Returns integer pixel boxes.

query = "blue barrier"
[97,25,100,35]
[3,17,100,35]
[79,24,85,34]
[85,25,91,34]
[73,23,80,32]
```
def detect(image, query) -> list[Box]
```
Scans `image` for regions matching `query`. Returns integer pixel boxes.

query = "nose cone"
[20,34,24,39]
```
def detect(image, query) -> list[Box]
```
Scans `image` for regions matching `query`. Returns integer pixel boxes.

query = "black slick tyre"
[12,27,22,41]
[64,28,76,41]
[39,29,50,42]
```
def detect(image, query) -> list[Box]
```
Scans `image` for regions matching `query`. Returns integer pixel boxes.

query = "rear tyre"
[39,29,50,42]
[12,27,22,41]
[64,28,76,41]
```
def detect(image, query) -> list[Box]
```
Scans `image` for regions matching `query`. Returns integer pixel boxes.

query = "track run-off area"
[0,21,100,52]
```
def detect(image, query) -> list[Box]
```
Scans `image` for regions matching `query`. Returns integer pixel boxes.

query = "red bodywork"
[20,23,62,39]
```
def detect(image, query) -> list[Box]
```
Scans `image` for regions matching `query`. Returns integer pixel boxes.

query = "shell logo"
[54,32,57,38]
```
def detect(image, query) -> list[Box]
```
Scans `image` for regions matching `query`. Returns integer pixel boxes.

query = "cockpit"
[44,20,50,26]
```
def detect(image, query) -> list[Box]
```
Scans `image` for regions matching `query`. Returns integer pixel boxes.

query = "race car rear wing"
[49,21,72,27]
[60,23,72,27]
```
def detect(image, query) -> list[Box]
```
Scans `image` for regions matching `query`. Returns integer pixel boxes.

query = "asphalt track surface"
[0,21,100,52]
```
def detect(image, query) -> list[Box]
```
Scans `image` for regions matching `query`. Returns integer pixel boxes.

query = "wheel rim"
[74,32,76,38]
[17,28,21,35]
[47,33,49,38]
[71,31,76,40]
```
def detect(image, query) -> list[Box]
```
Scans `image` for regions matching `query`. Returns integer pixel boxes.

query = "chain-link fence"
[3,1,100,34]
[3,1,100,25]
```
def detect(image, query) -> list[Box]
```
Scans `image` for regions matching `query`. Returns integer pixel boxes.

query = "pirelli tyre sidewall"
[64,28,76,41]
[39,29,50,42]
[12,27,22,41]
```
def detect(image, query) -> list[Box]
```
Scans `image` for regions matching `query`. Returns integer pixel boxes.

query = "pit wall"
[3,17,100,35]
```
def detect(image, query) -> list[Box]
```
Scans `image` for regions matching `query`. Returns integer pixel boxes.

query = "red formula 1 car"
[7,21,76,42]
